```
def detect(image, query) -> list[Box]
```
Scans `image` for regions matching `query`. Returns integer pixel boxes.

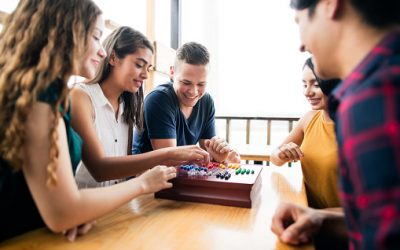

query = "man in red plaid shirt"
[271,0,400,249]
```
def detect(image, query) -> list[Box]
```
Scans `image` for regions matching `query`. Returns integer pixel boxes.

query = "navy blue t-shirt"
[132,82,216,154]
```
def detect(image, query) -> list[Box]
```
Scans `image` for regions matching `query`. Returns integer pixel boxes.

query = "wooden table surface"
[0,164,313,250]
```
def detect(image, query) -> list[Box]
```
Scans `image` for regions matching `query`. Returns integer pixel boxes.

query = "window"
[181,0,310,117]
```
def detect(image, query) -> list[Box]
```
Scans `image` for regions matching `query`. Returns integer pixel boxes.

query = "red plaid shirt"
[329,29,400,250]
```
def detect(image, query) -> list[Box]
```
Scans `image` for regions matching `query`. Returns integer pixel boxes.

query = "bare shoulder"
[70,86,91,104]
[298,110,318,132]
[69,85,94,119]
[25,102,54,138]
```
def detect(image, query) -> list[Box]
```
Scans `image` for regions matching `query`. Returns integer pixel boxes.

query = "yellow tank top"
[300,110,341,208]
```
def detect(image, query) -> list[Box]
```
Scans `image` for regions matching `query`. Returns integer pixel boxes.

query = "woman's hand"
[276,142,304,163]
[138,165,177,194]
[62,220,97,242]
[166,145,210,166]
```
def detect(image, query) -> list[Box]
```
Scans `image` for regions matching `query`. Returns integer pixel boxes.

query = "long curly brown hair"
[0,0,101,186]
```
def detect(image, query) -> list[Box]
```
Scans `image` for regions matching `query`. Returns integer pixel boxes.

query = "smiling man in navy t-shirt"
[133,42,240,163]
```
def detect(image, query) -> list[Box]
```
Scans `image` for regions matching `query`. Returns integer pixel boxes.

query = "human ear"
[109,51,118,66]
[325,0,342,19]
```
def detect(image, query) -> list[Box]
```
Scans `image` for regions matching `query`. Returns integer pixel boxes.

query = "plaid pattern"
[329,29,400,250]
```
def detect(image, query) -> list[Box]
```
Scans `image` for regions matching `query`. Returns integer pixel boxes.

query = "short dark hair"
[349,0,400,28]
[290,0,317,10]
[291,0,400,28]
[290,0,318,16]
[175,42,210,67]
[303,57,341,96]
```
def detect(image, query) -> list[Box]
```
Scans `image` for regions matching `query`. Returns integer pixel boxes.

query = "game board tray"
[155,164,263,208]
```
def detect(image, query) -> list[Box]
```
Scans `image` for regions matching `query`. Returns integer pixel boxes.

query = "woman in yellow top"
[271,58,341,209]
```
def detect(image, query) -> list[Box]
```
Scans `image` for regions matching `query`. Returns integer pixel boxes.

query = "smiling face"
[173,62,208,109]
[110,47,153,94]
[302,65,327,110]
[80,15,107,79]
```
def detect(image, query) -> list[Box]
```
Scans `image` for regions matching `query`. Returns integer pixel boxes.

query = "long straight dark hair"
[89,26,153,131]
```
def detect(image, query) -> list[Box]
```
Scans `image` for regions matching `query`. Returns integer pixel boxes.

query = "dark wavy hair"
[88,26,153,131]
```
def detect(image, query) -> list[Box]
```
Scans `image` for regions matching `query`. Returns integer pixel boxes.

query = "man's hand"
[271,202,324,245]
[226,149,241,163]
[204,136,231,163]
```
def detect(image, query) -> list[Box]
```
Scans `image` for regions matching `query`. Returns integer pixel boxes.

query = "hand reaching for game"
[62,220,97,242]
[204,136,231,163]
[276,142,304,163]
[138,165,177,194]
[165,145,210,166]
[226,149,241,163]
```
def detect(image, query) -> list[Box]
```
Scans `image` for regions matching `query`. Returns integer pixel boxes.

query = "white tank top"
[75,83,129,188]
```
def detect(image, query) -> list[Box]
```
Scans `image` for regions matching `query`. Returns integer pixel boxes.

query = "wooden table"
[0,164,313,250]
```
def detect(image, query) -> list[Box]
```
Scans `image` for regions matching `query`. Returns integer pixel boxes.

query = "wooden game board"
[155,163,263,208]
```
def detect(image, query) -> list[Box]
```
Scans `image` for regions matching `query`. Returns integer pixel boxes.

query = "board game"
[155,162,263,208]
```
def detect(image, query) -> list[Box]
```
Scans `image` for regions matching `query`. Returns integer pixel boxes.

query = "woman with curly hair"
[0,0,176,242]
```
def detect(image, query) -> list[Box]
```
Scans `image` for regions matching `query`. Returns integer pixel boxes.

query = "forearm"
[318,208,347,239]
[44,179,145,232]
[82,148,170,181]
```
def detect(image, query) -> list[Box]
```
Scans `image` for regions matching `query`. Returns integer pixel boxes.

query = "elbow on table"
[43,214,73,233]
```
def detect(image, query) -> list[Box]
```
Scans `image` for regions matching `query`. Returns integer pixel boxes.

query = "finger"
[271,216,286,237]
[215,140,228,152]
[166,166,177,174]
[297,233,310,244]
[208,139,216,151]
[271,205,291,236]
[220,145,231,154]
[280,147,295,161]
[164,182,173,189]
[293,147,304,158]
[288,149,301,161]
[209,137,220,151]
[281,229,300,245]
[203,151,210,164]
[195,149,210,162]
[282,147,299,161]
[287,143,303,160]
[77,222,94,235]
[214,139,225,151]
[66,227,78,242]
[166,172,177,180]
[280,215,314,245]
